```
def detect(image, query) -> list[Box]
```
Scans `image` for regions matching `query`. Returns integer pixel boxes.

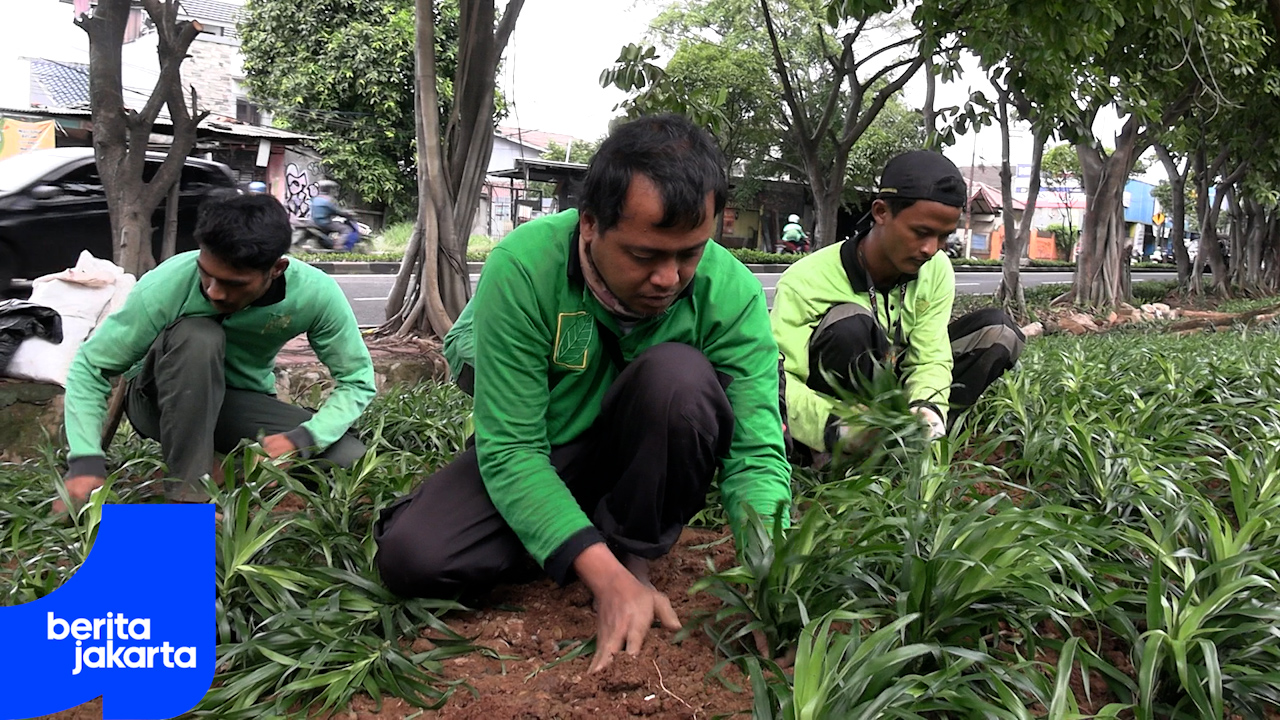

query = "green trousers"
[125,317,365,501]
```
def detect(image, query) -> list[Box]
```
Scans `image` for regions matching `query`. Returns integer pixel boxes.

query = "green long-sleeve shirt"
[64,251,375,477]
[770,238,955,452]
[449,210,792,581]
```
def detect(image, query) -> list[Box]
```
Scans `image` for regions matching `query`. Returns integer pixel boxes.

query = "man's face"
[581,174,714,317]
[196,247,285,314]
[871,198,962,275]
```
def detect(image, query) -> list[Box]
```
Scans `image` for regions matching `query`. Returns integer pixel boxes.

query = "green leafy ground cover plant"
[4,324,1280,716]
[692,322,1280,717]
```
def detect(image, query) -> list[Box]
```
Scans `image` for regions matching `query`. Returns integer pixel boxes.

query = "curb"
[307,261,403,274]
[310,260,1178,276]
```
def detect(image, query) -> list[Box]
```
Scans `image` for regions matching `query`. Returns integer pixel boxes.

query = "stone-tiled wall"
[183,37,242,120]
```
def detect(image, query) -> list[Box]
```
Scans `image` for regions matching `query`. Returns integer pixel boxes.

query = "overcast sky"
[1,0,1151,181]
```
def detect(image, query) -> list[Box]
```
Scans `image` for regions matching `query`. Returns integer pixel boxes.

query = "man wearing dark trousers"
[57,193,374,511]
[771,150,1024,453]
[375,114,792,673]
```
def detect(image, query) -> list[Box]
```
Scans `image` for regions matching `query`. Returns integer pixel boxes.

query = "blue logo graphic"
[0,505,215,719]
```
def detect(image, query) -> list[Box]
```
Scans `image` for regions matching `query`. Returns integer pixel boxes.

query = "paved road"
[338,271,1180,327]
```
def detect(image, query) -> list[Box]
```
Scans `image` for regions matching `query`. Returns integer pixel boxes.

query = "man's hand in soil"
[52,475,104,513]
[575,543,680,673]
[260,433,298,467]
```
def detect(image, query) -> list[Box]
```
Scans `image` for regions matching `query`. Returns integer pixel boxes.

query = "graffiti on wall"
[283,157,322,219]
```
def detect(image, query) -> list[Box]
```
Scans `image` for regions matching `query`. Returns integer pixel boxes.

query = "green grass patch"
[374,221,415,253]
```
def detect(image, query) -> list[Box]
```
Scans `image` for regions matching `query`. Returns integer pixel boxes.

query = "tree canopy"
[240,0,460,220]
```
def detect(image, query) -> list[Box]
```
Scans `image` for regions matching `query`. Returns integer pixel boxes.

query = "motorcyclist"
[310,180,361,251]
[781,213,809,253]
[247,181,268,195]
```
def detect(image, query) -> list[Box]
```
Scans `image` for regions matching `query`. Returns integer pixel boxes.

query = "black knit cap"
[876,150,967,208]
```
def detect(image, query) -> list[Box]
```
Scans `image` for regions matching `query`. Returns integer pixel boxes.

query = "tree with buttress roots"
[80,0,209,276]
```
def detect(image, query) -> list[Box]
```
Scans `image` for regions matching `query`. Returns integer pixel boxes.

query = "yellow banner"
[0,117,57,160]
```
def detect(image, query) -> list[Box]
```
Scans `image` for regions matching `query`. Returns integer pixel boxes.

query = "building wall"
[489,135,543,174]
[118,33,242,121]
[280,146,324,220]
[983,227,1062,261]
[183,37,242,119]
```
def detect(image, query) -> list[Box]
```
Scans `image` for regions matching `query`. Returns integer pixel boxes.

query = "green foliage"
[600,39,778,188]
[0,383,476,715]
[1041,143,1080,184]
[842,94,925,207]
[540,138,602,165]
[695,325,1280,715]
[618,0,928,246]
[240,0,461,221]
[375,221,416,253]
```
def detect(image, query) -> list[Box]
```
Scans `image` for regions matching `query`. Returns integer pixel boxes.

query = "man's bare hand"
[52,475,104,513]
[260,433,298,465]
[575,543,680,673]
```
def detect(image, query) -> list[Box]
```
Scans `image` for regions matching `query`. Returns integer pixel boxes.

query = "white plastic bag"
[5,251,135,386]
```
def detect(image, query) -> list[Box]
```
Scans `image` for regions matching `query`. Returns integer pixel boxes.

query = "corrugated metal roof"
[496,126,579,154]
[0,105,92,118]
[201,119,311,141]
[0,107,311,142]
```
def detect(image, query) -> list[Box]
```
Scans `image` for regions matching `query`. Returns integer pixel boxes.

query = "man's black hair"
[195,193,292,271]
[578,113,727,234]
[881,196,919,216]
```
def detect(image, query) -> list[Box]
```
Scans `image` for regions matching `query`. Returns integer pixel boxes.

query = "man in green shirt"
[375,114,792,673]
[57,193,375,510]
[771,150,1025,454]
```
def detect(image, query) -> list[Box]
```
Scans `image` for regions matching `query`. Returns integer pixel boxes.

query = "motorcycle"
[778,237,811,254]
[290,215,373,254]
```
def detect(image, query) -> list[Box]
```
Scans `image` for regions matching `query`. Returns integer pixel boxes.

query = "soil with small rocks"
[37,528,750,720]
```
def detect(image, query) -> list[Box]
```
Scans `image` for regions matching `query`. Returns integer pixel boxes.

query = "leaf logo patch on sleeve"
[552,312,593,369]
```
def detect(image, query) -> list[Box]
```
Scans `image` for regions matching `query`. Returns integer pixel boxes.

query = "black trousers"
[373,343,736,599]
[124,317,366,501]
[807,306,1025,411]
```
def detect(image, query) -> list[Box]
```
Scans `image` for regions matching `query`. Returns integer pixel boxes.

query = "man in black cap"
[770,150,1024,454]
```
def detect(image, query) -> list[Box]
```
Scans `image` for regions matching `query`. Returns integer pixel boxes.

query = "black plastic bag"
[0,300,63,373]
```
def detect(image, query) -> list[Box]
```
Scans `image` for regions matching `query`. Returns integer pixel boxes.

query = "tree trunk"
[381,0,523,336]
[112,203,156,276]
[1198,185,1230,296]
[996,100,1044,319]
[811,186,843,251]
[922,55,938,148]
[1072,117,1143,307]
[1263,212,1280,295]
[162,177,180,261]
[1226,188,1245,290]
[80,0,205,277]
[1242,197,1265,294]
[1154,144,1192,289]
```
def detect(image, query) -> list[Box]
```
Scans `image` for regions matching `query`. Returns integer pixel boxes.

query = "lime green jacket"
[769,239,955,452]
[448,210,792,581]
[64,252,375,477]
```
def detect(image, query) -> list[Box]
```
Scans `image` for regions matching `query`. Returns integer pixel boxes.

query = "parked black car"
[0,147,237,293]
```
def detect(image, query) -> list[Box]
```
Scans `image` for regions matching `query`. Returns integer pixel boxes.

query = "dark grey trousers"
[807,306,1025,410]
[373,343,735,599]
[124,317,365,501]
